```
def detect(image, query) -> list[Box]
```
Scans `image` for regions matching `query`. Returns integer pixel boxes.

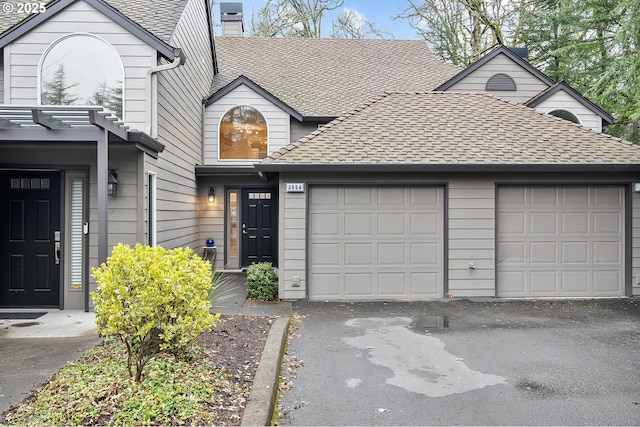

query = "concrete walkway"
[0,272,292,424]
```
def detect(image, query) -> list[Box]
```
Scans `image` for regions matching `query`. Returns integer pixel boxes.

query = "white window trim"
[148,171,157,246]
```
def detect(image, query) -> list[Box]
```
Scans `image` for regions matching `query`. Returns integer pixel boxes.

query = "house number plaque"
[286,183,305,193]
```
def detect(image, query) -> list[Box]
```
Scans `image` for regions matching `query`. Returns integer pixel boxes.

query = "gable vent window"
[219,105,268,160]
[486,73,517,91]
[549,109,580,124]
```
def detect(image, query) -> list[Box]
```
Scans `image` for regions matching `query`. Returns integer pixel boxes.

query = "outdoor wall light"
[208,186,216,203]
[634,182,640,193]
[108,168,118,196]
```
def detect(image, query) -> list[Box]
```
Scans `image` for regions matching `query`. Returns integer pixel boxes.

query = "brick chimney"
[220,2,244,37]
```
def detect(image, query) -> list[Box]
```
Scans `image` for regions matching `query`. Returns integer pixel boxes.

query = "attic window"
[40,34,124,119]
[219,106,268,160]
[549,109,580,124]
[486,73,517,91]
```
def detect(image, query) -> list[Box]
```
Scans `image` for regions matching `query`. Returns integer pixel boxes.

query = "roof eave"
[0,0,180,61]
[255,163,640,174]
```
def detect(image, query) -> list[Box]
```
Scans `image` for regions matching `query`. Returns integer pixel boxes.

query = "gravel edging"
[241,316,290,426]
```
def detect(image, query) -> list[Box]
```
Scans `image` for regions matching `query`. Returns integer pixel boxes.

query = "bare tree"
[395,0,524,65]
[330,8,394,39]
[249,0,344,37]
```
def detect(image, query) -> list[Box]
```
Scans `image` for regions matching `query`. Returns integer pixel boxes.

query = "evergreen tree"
[41,63,79,105]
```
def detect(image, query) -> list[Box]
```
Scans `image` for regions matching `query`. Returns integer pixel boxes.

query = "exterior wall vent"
[220,2,244,36]
[486,73,517,91]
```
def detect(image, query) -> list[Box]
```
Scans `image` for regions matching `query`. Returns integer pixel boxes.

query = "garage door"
[309,186,444,300]
[497,185,625,297]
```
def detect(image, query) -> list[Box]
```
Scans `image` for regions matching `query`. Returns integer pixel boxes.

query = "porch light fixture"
[208,186,216,203]
[108,168,118,196]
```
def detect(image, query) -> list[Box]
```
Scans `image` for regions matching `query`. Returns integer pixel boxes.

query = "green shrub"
[246,262,278,301]
[91,243,219,383]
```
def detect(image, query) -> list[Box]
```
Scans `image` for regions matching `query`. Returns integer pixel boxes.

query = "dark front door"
[241,188,277,267]
[0,171,61,307]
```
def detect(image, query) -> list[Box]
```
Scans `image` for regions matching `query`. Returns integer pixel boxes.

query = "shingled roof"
[0,0,189,48]
[258,92,640,172]
[211,37,461,119]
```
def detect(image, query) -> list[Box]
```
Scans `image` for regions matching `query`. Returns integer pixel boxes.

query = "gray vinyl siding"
[290,120,324,142]
[154,0,214,250]
[4,0,155,130]
[446,53,549,103]
[531,90,602,132]
[277,172,640,300]
[448,180,496,297]
[203,84,291,164]
[0,53,4,103]
[633,191,640,296]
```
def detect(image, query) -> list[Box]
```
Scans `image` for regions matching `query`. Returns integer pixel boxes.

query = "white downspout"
[145,50,184,137]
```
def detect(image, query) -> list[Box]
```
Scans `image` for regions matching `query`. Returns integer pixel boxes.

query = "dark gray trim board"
[0,0,181,61]
[256,163,640,174]
[525,82,615,125]
[195,165,261,176]
[434,45,555,91]
[204,75,303,121]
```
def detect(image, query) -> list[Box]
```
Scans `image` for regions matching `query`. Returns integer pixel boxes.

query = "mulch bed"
[200,314,275,425]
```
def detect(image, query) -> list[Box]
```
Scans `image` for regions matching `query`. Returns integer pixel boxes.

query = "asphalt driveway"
[278,299,640,426]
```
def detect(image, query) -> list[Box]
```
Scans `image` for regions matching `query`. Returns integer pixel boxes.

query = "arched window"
[40,34,124,119]
[219,106,268,160]
[486,73,517,91]
[549,109,580,124]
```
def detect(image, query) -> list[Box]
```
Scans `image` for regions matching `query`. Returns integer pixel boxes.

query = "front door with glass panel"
[0,171,61,307]
[241,188,277,268]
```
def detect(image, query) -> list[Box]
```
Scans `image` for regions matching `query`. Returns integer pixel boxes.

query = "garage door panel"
[411,242,439,265]
[561,271,589,293]
[530,212,557,234]
[345,273,374,296]
[310,186,443,300]
[345,213,372,235]
[497,185,624,297]
[593,241,621,263]
[593,212,621,234]
[410,272,440,295]
[345,243,373,266]
[594,271,622,293]
[530,271,558,293]
[310,187,339,206]
[345,187,372,205]
[530,241,557,263]
[499,212,525,234]
[561,212,589,234]
[311,243,341,266]
[561,241,589,263]
[311,212,340,235]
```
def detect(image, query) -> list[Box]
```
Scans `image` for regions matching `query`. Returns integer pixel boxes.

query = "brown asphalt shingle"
[263,92,640,165]
[212,37,461,118]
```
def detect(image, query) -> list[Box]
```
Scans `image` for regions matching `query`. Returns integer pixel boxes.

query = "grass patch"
[1,339,246,426]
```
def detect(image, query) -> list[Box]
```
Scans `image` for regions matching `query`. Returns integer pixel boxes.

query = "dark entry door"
[0,171,61,307]
[241,188,277,267]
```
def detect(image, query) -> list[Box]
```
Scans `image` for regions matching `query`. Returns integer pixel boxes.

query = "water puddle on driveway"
[343,317,506,397]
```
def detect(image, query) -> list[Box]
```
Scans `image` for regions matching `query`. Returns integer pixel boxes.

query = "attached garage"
[308,185,444,300]
[497,185,625,297]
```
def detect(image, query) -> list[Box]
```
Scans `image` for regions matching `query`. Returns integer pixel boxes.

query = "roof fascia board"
[255,163,640,173]
[0,0,73,48]
[434,45,555,91]
[205,75,303,121]
[525,82,614,124]
[84,0,180,60]
[195,165,261,176]
[0,0,180,61]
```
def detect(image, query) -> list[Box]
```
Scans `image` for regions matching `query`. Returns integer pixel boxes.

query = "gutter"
[145,49,186,137]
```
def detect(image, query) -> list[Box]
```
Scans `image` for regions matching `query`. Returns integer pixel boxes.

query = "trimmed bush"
[91,243,219,383]
[246,262,278,301]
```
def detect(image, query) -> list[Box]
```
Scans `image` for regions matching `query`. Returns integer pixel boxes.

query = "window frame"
[218,105,269,161]
[38,32,125,119]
